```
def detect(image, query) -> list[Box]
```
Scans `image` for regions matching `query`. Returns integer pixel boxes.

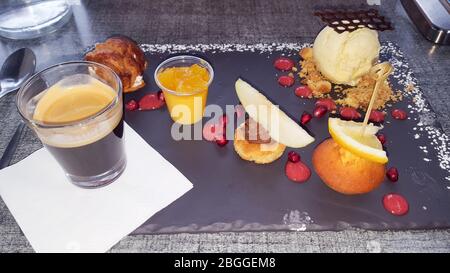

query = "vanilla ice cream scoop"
[313,26,380,86]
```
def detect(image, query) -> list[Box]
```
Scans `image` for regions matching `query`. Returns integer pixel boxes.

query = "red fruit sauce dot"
[202,123,223,142]
[278,75,294,87]
[313,106,327,118]
[369,110,385,123]
[138,92,166,110]
[294,86,312,98]
[386,167,399,182]
[315,98,336,111]
[125,99,138,111]
[285,161,311,183]
[339,107,361,120]
[273,57,295,71]
[215,136,228,147]
[383,193,409,216]
[391,109,407,120]
[300,111,312,125]
[377,133,386,145]
[288,151,300,163]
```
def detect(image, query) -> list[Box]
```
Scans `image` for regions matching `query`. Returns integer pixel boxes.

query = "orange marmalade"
[157,64,210,124]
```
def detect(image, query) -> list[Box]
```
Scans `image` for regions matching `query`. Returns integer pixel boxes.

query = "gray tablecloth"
[1,0,449,252]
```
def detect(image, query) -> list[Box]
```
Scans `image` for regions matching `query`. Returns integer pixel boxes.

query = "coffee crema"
[32,75,122,149]
[33,76,116,123]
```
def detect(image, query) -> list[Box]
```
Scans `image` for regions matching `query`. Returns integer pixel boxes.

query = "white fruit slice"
[235,78,314,148]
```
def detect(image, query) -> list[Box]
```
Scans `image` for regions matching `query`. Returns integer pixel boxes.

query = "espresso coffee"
[44,120,124,178]
[32,74,125,184]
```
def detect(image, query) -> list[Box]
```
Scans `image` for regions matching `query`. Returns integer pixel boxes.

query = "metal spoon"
[0,48,36,169]
[0,48,36,98]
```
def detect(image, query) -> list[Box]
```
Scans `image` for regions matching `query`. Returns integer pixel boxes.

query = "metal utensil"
[0,121,25,169]
[401,0,450,45]
[0,48,36,98]
[0,48,36,169]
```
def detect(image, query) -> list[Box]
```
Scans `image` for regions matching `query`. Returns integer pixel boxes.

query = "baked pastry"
[312,138,385,194]
[234,119,286,164]
[85,36,147,93]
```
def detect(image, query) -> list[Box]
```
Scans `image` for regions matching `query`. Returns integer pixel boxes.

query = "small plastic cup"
[154,55,214,125]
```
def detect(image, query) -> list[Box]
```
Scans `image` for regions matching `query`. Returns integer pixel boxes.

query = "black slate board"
[124,43,450,233]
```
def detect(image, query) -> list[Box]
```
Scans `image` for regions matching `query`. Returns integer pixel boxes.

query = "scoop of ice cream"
[313,26,380,86]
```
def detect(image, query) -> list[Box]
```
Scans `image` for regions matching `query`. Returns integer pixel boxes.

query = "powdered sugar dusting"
[140,42,450,184]
[140,43,312,54]
[283,210,313,231]
[381,42,450,183]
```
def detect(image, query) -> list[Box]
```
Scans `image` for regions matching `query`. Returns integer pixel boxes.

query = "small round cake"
[312,138,385,194]
[233,122,286,164]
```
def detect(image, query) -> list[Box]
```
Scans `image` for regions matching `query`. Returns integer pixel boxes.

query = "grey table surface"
[0,0,449,253]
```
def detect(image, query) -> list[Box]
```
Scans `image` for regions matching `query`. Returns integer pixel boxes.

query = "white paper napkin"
[0,123,193,253]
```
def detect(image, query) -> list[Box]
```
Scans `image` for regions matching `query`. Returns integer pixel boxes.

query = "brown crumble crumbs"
[298,47,401,110]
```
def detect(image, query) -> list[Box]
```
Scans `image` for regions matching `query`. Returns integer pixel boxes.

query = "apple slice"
[235,78,314,148]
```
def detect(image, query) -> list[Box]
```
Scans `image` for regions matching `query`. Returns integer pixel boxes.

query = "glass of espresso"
[16,61,126,188]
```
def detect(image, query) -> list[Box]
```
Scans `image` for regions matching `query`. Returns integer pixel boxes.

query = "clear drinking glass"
[0,0,72,40]
[17,61,126,188]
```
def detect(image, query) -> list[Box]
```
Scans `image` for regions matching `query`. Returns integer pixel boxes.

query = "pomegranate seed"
[278,75,294,87]
[294,86,312,98]
[219,114,228,127]
[138,92,165,110]
[339,107,361,120]
[125,99,138,111]
[157,90,165,102]
[377,133,386,145]
[391,109,407,120]
[288,151,301,163]
[300,111,312,125]
[274,57,295,71]
[313,106,327,118]
[386,167,399,182]
[285,161,311,183]
[315,98,336,111]
[203,123,223,142]
[369,110,385,123]
[215,136,228,147]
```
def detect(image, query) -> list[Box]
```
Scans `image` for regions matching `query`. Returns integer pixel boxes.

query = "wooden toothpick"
[361,62,393,135]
